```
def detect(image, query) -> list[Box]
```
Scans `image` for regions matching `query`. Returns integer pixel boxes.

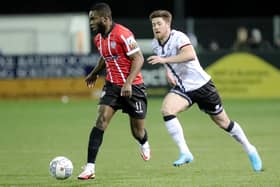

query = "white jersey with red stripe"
[151,29,211,92]
[94,23,144,86]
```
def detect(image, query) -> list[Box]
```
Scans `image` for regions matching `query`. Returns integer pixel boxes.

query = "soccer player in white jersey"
[147,9,262,172]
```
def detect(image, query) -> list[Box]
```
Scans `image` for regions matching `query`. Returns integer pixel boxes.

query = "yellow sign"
[0,77,105,99]
[206,52,280,98]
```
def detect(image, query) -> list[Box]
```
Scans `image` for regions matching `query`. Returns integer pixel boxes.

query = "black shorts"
[99,81,147,119]
[170,80,223,115]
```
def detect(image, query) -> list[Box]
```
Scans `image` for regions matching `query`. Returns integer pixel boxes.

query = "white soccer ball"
[49,156,73,180]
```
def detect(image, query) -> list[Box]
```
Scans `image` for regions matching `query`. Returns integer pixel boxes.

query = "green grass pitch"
[0,97,279,187]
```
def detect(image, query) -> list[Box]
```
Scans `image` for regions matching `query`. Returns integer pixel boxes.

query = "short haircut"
[149,10,172,24]
[90,2,112,20]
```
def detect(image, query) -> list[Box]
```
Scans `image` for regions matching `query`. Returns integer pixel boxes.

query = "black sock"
[163,115,176,122]
[136,129,148,145]
[225,121,235,132]
[87,127,104,163]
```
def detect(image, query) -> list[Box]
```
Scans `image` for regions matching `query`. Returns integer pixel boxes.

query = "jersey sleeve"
[119,29,141,56]
[177,32,191,49]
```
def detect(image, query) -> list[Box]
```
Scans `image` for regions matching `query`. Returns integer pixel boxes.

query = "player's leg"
[130,117,151,161]
[78,104,116,180]
[124,84,151,161]
[196,80,262,172]
[161,92,194,166]
[125,89,151,161]
[210,111,262,172]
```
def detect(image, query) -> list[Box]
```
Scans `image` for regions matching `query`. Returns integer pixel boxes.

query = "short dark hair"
[149,10,172,24]
[91,2,112,20]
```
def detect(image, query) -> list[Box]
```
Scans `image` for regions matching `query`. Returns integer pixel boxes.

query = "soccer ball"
[49,156,73,180]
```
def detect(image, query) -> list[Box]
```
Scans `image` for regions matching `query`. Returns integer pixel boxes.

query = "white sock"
[229,121,255,154]
[141,141,150,149]
[86,163,95,171]
[165,117,191,154]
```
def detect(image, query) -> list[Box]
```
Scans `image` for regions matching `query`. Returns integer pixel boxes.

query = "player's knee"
[161,106,173,116]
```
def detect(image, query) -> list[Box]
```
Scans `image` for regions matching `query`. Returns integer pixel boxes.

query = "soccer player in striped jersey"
[78,2,150,180]
[147,9,262,172]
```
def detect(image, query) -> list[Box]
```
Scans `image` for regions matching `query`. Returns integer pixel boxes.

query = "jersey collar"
[102,22,115,38]
[158,31,171,47]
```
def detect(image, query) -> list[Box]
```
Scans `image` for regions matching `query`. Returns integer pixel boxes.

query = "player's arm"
[127,51,144,84]
[147,45,196,65]
[121,51,144,97]
[85,57,106,88]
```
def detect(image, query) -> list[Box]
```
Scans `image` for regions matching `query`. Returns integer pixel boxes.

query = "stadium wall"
[0,52,279,99]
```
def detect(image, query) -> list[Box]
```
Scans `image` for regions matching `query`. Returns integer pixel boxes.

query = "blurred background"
[1,2,280,186]
[0,0,279,99]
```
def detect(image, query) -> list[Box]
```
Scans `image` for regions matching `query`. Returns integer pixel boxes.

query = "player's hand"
[147,55,166,65]
[85,74,98,88]
[121,82,132,97]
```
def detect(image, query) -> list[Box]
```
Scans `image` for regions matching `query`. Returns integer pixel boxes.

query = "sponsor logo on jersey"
[104,55,118,62]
